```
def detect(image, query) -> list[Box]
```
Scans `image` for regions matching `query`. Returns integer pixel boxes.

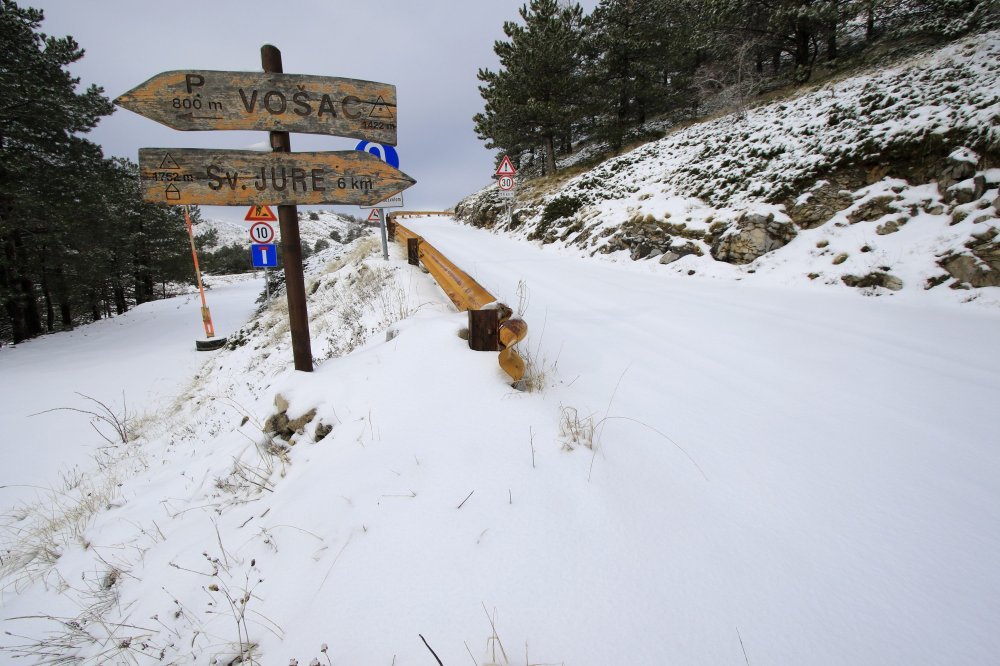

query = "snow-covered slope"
[3,216,999,664]
[2,30,1000,666]
[457,30,1000,307]
[196,210,369,253]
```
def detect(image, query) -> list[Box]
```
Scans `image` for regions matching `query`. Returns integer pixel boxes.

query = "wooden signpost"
[117,44,416,372]
[138,148,415,206]
[115,71,398,145]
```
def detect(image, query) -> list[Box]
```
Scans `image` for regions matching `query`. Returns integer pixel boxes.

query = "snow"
[3,30,1000,666]
[2,217,999,664]
[0,275,262,509]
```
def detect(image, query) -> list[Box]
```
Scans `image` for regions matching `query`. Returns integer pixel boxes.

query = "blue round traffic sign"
[355,141,399,169]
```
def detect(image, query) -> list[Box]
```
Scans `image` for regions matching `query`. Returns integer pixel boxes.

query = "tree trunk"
[89,289,102,322]
[113,280,127,315]
[795,26,812,68]
[19,274,42,338]
[55,267,72,330]
[866,1,876,41]
[41,271,55,333]
[543,134,557,176]
[827,0,839,61]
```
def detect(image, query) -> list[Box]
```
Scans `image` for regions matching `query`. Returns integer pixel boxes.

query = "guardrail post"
[407,237,420,266]
[387,217,396,242]
[468,309,500,351]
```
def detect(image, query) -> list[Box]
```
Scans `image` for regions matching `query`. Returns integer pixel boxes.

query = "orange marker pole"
[184,205,215,338]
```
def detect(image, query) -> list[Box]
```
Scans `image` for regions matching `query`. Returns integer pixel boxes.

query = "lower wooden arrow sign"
[138,148,416,206]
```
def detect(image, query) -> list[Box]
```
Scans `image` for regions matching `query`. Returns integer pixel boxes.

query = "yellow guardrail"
[388,212,528,384]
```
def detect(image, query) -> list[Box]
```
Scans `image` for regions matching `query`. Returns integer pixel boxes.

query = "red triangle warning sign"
[495,155,517,177]
[245,205,277,222]
[367,209,382,223]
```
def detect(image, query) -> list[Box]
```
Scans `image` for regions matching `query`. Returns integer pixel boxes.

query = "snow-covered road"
[404,215,1000,664]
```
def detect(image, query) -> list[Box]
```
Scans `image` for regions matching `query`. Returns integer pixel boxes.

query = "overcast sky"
[28,0,599,224]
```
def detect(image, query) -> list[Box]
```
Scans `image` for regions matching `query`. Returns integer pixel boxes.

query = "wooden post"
[262,44,312,372]
[468,309,500,351]
[387,216,396,242]
[407,237,420,266]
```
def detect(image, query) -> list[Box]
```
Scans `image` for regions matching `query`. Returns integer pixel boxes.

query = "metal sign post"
[247,214,276,300]
[357,141,403,261]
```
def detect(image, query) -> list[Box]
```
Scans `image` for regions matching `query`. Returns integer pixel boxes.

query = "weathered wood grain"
[138,148,415,206]
[117,70,397,144]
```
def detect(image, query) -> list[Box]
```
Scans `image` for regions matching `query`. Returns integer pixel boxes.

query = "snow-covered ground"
[3,28,999,666]
[2,216,998,664]
[0,275,262,509]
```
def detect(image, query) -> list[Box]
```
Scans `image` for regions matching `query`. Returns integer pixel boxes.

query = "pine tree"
[0,0,112,341]
[585,0,702,149]
[474,0,587,175]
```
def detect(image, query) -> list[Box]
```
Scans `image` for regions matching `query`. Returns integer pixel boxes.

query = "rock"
[315,422,334,441]
[841,272,903,291]
[832,252,849,265]
[788,186,854,229]
[994,196,1000,214]
[847,195,896,224]
[816,239,829,248]
[876,219,900,235]
[948,176,987,205]
[287,408,317,436]
[971,227,998,243]
[264,412,290,436]
[710,212,797,265]
[274,393,289,414]
[937,147,979,191]
[941,255,1000,288]
[658,242,703,265]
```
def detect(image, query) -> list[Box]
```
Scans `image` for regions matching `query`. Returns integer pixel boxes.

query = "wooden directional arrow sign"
[138,148,415,206]
[116,71,398,144]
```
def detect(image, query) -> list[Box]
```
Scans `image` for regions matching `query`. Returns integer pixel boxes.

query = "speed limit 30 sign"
[498,175,516,191]
[249,221,275,244]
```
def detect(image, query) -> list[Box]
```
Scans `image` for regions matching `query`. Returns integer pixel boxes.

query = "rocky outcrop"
[788,185,854,229]
[940,227,1000,287]
[937,147,979,192]
[711,212,797,264]
[847,195,898,224]
[263,393,328,443]
[659,242,704,264]
[841,272,904,291]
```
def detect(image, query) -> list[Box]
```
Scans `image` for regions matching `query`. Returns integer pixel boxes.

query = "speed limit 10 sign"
[498,175,516,191]
[249,221,275,244]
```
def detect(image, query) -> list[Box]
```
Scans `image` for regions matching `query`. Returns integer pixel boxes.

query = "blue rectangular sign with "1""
[251,243,278,268]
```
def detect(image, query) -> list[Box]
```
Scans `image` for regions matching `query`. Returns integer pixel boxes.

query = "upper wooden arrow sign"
[116,71,398,145]
[138,148,415,206]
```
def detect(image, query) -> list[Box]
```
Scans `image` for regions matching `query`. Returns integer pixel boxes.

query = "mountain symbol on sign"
[369,96,394,119]
[159,153,180,170]
[495,155,517,177]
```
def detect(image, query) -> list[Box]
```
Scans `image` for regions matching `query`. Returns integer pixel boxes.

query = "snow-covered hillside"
[2,29,1000,666]
[458,30,1000,307]
[196,210,370,256]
